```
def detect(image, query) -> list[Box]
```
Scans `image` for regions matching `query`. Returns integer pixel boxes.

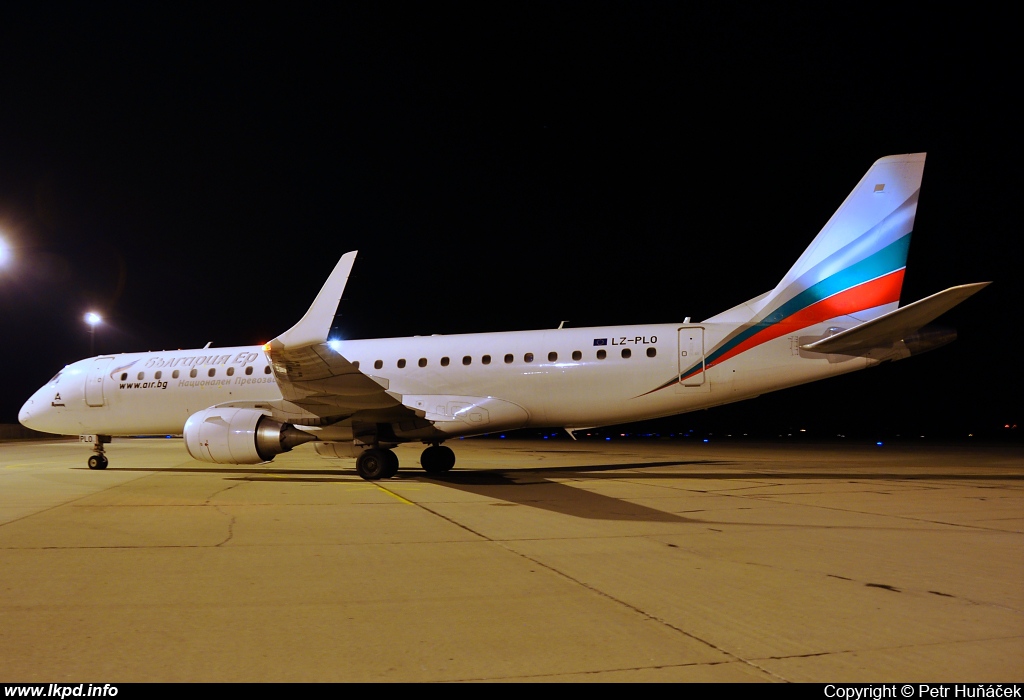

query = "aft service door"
[677,327,706,388]
[85,357,114,407]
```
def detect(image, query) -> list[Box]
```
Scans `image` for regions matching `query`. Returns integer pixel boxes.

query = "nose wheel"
[87,435,111,470]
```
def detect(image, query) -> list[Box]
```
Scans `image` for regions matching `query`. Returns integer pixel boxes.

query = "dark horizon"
[1,6,1018,437]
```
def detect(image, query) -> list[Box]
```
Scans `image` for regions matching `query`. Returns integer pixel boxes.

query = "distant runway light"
[876,441,884,446]
[85,312,102,326]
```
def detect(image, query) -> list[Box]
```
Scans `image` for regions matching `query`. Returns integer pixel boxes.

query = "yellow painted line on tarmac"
[373,483,415,504]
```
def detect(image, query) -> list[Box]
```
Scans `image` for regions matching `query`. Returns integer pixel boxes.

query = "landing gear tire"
[88,454,108,470]
[356,448,392,481]
[382,449,400,478]
[421,445,455,474]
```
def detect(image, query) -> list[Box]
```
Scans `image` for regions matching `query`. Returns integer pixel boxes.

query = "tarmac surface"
[0,436,1021,682]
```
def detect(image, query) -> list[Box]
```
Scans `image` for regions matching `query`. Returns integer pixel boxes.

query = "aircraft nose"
[18,399,35,428]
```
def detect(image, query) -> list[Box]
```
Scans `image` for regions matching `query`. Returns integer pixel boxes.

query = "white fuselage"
[19,319,872,440]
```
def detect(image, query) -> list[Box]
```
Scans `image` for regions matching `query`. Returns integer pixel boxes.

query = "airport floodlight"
[85,312,102,355]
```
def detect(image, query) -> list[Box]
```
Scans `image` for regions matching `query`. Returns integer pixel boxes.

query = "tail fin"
[706,153,925,326]
[696,153,927,373]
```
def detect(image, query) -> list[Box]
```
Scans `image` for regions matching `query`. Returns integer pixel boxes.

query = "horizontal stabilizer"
[800,282,990,355]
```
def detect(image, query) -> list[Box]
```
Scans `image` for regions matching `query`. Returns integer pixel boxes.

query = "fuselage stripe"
[679,232,911,377]
[679,268,905,379]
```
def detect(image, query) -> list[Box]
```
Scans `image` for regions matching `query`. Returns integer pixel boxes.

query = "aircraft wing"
[800,282,990,355]
[264,252,419,424]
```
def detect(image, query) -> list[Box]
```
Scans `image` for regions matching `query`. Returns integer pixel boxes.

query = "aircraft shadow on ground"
[94,460,1024,523]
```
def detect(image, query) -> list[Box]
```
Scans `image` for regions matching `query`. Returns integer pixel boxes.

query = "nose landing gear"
[87,435,111,470]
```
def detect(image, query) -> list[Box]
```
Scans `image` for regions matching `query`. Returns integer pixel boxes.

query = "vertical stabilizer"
[706,153,925,325]
[767,152,925,319]
[697,154,926,374]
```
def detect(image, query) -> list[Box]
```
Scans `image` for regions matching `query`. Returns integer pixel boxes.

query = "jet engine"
[183,407,316,464]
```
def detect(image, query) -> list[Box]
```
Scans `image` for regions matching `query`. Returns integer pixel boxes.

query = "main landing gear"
[353,443,457,480]
[420,444,455,475]
[87,435,111,470]
[355,448,400,480]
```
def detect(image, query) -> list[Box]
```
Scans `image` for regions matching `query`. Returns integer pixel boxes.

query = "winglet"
[272,251,358,349]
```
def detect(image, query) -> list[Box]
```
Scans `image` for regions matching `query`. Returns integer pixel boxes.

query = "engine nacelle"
[183,407,315,464]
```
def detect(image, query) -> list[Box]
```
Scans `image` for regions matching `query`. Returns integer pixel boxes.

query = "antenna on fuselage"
[557,320,569,329]
[203,342,212,349]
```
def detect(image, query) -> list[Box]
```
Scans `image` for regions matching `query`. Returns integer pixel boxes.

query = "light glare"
[85,312,102,326]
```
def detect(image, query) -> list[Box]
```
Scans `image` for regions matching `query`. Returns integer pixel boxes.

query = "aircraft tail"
[706,153,925,327]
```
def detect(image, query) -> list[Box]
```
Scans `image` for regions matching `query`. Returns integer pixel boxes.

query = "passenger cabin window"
[245,366,253,375]
[441,357,450,367]
[120,373,127,381]
[155,371,162,379]
[374,360,383,370]
[352,361,359,370]
[226,367,234,376]
[647,347,657,358]
[548,352,557,362]
[137,372,144,380]
[462,356,471,365]
[572,350,582,361]
[264,366,271,374]
[504,354,513,364]
[190,369,198,378]
[172,370,180,379]
[524,353,534,363]
[482,355,491,365]
[397,359,406,368]
[418,358,427,367]
[208,368,216,377]
[621,348,631,359]
[596,349,607,360]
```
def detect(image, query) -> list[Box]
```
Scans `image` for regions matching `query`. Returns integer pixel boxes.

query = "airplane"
[18,153,989,480]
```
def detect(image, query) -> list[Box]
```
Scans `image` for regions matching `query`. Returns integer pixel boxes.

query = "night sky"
[0,6,1018,440]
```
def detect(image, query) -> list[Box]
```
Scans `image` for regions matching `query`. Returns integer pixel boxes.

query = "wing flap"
[800,282,990,355]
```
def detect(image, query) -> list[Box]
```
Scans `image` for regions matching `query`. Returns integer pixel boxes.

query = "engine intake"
[184,407,316,464]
